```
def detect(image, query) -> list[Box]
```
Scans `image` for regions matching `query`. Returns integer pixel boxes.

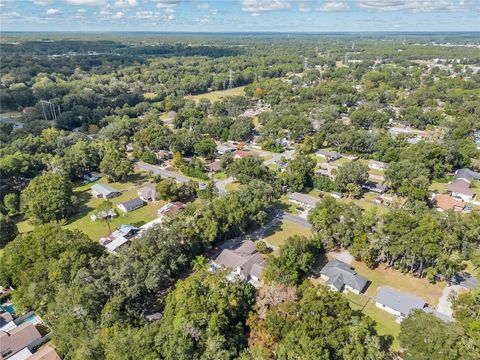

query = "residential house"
[315,169,335,180]
[287,192,321,209]
[233,150,253,159]
[137,185,158,202]
[157,202,185,219]
[368,160,387,171]
[0,323,41,359]
[205,160,222,173]
[91,184,120,199]
[447,179,476,202]
[101,224,139,253]
[90,208,117,222]
[376,287,454,323]
[433,194,466,212]
[388,127,414,135]
[362,181,388,194]
[83,172,100,183]
[155,150,172,162]
[216,144,235,155]
[211,240,265,288]
[375,287,426,321]
[315,150,341,162]
[319,259,369,294]
[454,168,480,184]
[117,198,145,213]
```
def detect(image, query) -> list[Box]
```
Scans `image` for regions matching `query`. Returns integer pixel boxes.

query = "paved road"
[137,161,191,183]
[215,176,235,193]
[262,149,296,166]
[281,212,312,229]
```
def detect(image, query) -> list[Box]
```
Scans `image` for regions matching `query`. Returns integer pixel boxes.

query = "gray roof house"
[454,168,480,184]
[117,198,144,213]
[287,192,321,209]
[315,150,341,162]
[320,259,369,294]
[212,240,265,288]
[91,184,120,199]
[375,287,426,319]
[137,185,158,202]
[362,181,388,194]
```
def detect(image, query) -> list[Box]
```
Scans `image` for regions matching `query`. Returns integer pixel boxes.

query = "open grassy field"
[263,219,312,248]
[352,260,445,307]
[65,182,165,240]
[184,86,245,103]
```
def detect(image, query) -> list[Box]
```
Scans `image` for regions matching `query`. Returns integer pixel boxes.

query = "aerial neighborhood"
[1,25,480,360]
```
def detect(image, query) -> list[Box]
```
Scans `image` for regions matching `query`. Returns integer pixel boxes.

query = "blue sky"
[1,0,479,32]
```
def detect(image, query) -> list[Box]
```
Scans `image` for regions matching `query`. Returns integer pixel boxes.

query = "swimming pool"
[1,304,15,316]
[22,314,40,325]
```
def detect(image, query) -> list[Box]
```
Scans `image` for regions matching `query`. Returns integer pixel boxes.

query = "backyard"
[262,219,312,249]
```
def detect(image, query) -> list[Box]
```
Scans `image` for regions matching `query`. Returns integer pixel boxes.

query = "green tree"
[0,214,18,249]
[100,143,133,182]
[400,310,479,360]
[21,172,76,224]
[285,155,316,192]
[263,235,317,286]
[194,137,217,159]
[3,192,20,215]
[248,283,386,359]
[156,269,255,359]
[335,161,369,193]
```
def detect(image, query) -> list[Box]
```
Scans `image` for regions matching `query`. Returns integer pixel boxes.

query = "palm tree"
[96,200,115,235]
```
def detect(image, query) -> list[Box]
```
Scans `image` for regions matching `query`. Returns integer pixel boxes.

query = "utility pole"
[227,68,234,90]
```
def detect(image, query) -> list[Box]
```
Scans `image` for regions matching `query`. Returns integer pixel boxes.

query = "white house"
[375,287,426,322]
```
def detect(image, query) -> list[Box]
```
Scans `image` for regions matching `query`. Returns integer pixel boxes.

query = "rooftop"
[91,183,118,196]
[320,259,369,292]
[376,287,426,316]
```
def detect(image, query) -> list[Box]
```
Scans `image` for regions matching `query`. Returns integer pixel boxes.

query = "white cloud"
[317,0,349,11]
[32,0,52,5]
[77,8,86,12]
[112,0,137,8]
[155,0,181,8]
[46,8,61,15]
[1,11,21,17]
[197,2,209,9]
[111,11,124,19]
[64,0,106,5]
[165,7,175,14]
[298,3,312,12]
[355,0,475,12]
[241,0,290,15]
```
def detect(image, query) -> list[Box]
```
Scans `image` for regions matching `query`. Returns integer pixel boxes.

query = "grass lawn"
[352,260,445,307]
[184,86,245,103]
[65,186,166,240]
[346,292,401,350]
[225,182,242,191]
[263,219,312,248]
[429,181,448,193]
[213,171,227,180]
[279,195,305,214]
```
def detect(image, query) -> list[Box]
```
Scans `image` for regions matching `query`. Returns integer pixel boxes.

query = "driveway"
[437,285,462,316]
[327,250,354,265]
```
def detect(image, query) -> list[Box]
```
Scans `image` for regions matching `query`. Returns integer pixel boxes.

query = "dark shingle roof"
[320,259,368,292]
